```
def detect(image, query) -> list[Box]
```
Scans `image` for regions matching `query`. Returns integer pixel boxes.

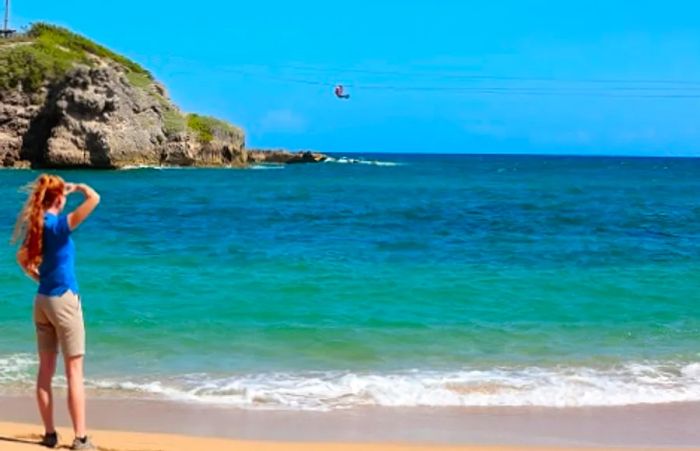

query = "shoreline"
[0,395,699,448]
[0,422,641,451]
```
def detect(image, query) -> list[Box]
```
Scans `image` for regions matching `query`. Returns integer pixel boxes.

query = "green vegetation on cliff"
[187,114,243,144]
[0,23,151,93]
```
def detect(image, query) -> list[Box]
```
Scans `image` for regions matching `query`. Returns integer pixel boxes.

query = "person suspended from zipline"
[334,84,350,99]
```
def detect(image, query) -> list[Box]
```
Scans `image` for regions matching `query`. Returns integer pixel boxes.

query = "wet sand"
[0,395,699,449]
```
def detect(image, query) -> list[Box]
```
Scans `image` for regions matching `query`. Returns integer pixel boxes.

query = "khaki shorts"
[34,291,85,357]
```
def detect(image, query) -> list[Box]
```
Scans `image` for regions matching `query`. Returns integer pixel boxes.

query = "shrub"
[186,113,242,144]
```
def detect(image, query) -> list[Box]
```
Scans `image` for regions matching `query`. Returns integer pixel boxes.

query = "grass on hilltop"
[0,23,151,93]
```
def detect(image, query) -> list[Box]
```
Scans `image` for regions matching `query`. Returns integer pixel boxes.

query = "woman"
[12,174,100,450]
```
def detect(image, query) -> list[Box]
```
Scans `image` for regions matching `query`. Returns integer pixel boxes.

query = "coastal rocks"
[162,132,247,167]
[161,133,195,166]
[42,65,165,168]
[0,88,46,166]
[0,56,320,169]
[247,149,327,164]
[287,151,327,164]
[0,65,247,168]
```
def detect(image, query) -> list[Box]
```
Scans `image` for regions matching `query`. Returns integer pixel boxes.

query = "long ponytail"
[12,174,65,272]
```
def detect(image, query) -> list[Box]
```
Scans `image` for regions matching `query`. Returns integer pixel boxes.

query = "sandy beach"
[1,395,699,450]
[0,422,506,451]
[0,421,695,451]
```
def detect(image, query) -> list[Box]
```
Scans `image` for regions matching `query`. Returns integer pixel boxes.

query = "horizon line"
[317,151,700,159]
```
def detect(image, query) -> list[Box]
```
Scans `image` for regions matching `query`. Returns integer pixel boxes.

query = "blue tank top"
[38,213,79,296]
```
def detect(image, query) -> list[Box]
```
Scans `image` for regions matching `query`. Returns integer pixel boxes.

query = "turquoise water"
[1,155,699,409]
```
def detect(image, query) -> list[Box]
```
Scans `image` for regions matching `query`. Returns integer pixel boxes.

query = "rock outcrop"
[44,65,167,167]
[0,24,246,168]
[0,64,246,168]
[0,88,44,167]
[247,149,327,164]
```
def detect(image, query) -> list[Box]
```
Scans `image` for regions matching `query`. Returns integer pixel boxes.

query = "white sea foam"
[2,355,699,411]
[248,164,285,170]
[681,362,700,378]
[0,354,36,384]
[118,165,164,170]
[83,362,700,410]
[324,157,401,167]
[118,165,208,170]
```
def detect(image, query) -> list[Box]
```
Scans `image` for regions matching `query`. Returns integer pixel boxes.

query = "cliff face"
[0,85,41,166]
[0,24,246,168]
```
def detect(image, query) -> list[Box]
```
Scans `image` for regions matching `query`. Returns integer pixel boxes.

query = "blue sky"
[10,0,700,155]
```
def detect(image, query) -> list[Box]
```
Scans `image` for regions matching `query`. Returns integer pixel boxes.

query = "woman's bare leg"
[65,355,86,438]
[36,351,57,434]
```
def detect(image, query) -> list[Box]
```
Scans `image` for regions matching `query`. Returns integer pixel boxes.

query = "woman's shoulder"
[44,213,71,236]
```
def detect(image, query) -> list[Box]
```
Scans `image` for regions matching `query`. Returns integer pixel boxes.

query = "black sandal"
[40,431,58,448]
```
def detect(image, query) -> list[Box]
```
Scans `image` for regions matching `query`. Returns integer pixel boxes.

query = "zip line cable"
[220,66,700,98]
[264,64,700,86]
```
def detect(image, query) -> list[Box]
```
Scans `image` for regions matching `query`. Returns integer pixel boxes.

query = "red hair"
[12,174,66,271]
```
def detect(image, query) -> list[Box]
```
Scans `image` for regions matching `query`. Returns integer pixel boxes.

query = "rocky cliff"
[0,24,246,168]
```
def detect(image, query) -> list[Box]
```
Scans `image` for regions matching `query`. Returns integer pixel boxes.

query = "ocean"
[1,154,699,411]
